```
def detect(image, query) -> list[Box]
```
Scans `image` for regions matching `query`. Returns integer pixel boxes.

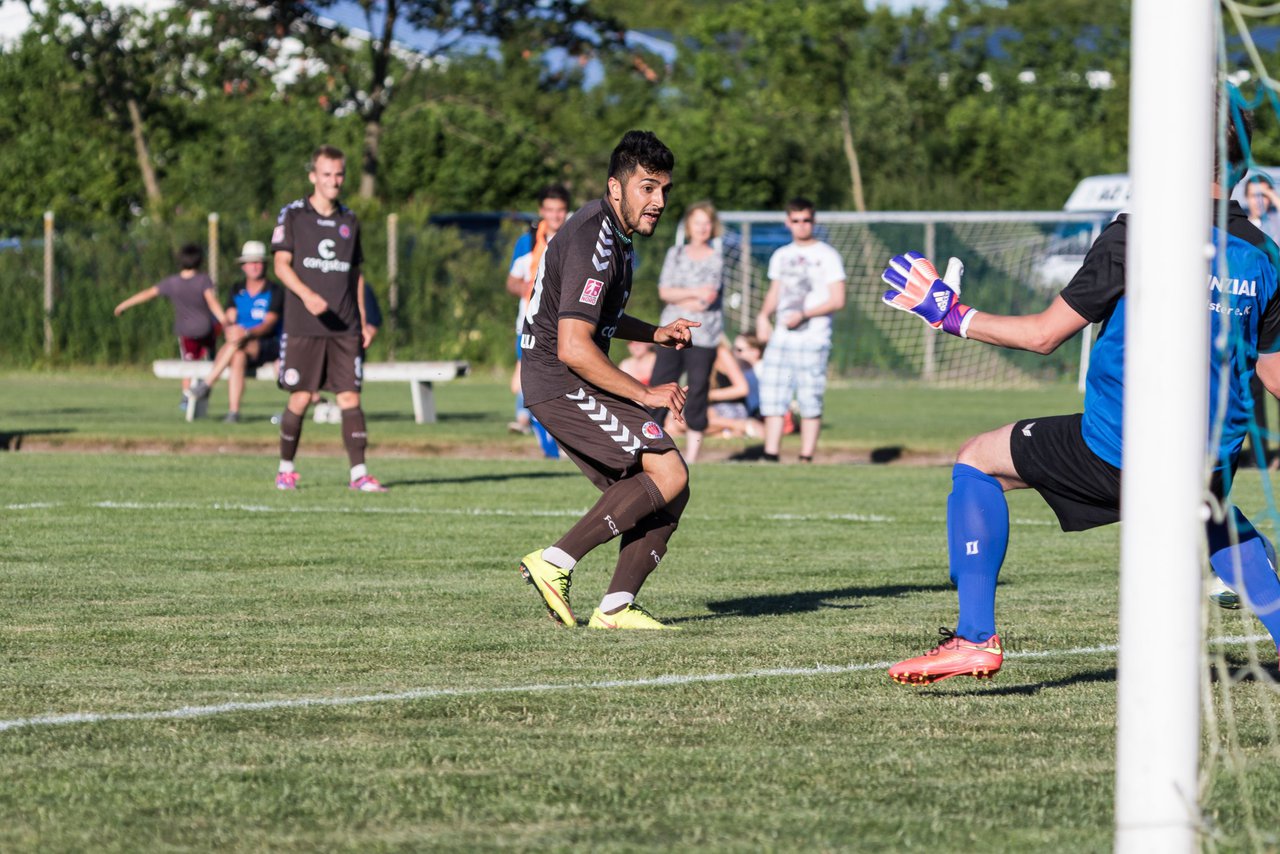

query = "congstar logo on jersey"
[303,239,351,273]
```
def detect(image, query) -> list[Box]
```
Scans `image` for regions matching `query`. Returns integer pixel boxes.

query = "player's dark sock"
[1210,510,1280,643]
[341,407,368,467]
[555,473,665,561]
[279,409,304,463]
[606,487,689,596]
[762,452,780,463]
[799,455,814,463]
[948,463,1009,642]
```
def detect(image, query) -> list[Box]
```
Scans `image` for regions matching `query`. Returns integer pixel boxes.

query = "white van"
[1034,169,1279,288]
[1033,175,1129,288]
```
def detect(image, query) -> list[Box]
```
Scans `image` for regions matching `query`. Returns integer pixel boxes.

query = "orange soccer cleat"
[888,629,1003,685]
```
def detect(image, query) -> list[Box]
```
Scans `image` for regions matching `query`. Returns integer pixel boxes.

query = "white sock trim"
[278,461,295,474]
[542,547,576,571]
[599,591,635,613]
[350,464,368,481]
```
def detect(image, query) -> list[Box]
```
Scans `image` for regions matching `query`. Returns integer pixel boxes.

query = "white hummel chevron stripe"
[596,241,607,257]
[592,256,609,272]
[566,387,642,455]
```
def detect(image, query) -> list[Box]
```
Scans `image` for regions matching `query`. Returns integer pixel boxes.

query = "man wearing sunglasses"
[754,198,847,463]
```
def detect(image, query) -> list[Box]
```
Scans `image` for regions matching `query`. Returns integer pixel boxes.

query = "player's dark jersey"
[518,197,637,405]
[224,280,284,338]
[1061,200,1280,470]
[272,197,364,338]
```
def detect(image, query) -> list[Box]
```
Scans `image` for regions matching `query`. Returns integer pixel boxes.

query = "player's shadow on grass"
[379,470,577,488]
[1208,659,1280,683]
[686,582,955,622]
[946,666,1117,696]
[0,428,74,451]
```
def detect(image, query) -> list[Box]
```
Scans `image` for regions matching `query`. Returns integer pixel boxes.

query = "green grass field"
[3,371,1280,851]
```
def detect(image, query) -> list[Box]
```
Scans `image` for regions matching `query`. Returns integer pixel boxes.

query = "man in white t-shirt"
[755,198,847,462]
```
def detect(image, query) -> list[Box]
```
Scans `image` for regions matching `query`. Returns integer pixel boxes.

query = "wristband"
[941,303,976,338]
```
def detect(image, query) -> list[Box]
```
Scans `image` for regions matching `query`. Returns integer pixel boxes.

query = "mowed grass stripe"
[0,641,1152,734]
[4,499,1064,528]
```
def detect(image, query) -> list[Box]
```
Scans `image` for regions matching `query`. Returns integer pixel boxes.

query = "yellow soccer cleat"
[588,602,681,630]
[519,550,576,627]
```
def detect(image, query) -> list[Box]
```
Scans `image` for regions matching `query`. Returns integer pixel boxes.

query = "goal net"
[714,211,1110,387]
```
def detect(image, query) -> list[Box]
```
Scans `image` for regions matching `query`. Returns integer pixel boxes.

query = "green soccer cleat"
[588,602,680,630]
[1207,577,1241,610]
[519,550,576,627]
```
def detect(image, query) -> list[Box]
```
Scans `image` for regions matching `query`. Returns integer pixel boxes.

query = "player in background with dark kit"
[878,101,1280,685]
[517,130,698,630]
[271,144,386,492]
[114,243,227,409]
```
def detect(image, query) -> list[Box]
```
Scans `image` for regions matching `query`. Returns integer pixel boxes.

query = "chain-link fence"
[0,212,525,368]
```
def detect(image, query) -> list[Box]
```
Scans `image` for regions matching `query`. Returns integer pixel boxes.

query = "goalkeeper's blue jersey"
[1061,202,1280,471]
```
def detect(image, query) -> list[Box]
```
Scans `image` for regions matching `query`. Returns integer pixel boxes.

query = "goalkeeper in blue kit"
[880,105,1280,685]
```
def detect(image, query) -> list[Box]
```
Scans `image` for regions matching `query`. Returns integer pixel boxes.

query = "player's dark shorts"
[245,336,281,370]
[1009,413,1121,532]
[179,334,216,361]
[529,386,679,491]
[277,333,362,394]
[1010,412,1234,533]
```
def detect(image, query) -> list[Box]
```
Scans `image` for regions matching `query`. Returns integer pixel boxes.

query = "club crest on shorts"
[641,420,663,440]
[579,279,604,305]
[283,368,301,387]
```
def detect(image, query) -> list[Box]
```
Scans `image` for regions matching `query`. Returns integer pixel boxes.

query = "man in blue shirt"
[188,240,283,423]
[880,104,1280,685]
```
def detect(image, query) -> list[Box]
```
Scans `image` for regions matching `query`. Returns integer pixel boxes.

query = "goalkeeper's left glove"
[881,252,977,338]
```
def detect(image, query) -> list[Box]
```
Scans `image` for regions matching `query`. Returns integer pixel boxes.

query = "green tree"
[196,0,628,200]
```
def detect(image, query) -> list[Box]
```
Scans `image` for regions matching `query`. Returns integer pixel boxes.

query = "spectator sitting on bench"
[187,241,283,422]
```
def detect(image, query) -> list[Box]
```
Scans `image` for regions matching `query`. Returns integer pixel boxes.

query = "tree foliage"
[0,0,1146,231]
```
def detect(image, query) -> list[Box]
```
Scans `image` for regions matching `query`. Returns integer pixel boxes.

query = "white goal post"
[1114,1,1213,852]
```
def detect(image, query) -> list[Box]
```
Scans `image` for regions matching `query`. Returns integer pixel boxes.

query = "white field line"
[5,637,1269,734]
[5,501,1061,527]
[0,607,1269,734]
[0,647,1095,733]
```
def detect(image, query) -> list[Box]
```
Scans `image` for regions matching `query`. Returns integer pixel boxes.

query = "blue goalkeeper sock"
[949,463,1010,643]
[1209,510,1280,645]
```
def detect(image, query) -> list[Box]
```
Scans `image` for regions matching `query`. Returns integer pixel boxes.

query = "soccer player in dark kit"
[516,130,699,629]
[271,145,386,492]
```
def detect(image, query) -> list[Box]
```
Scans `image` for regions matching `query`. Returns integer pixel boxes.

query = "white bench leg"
[411,381,437,424]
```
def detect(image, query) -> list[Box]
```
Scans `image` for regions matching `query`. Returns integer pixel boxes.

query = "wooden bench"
[152,359,470,424]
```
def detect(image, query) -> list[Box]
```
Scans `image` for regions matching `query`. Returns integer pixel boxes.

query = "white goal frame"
[1114,1,1212,852]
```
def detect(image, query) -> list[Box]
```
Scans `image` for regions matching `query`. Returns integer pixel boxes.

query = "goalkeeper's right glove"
[880,252,977,337]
